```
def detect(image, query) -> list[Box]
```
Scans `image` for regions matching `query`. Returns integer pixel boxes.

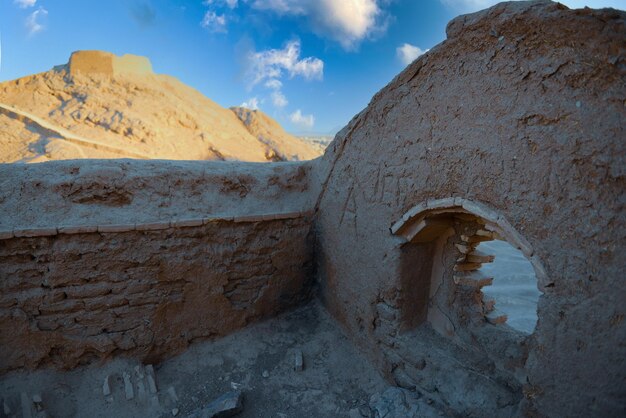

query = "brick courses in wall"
[0,216,314,373]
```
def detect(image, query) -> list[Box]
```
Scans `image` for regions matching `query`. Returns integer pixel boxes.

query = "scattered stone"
[453,262,482,272]
[20,392,33,418]
[103,375,112,397]
[465,250,495,264]
[348,408,362,418]
[189,391,243,418]
[123,372,134,400]
[262,370,269,378]
[134,365,145,379]
[137,379,147,398]
[145,365,158,394]
[230,382,241,390]
[358,404,372,417]
[172,407,179,416]
[167,386,179,403]
[294,349,304,372]
[370,387,441,418]
[150,395,161,408]
[454,243,475,254]
[32,394,43,411]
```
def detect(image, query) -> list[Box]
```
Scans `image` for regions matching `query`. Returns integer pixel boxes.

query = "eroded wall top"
[0,160,314,231]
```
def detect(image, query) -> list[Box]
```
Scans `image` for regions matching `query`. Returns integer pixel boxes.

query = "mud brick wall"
[313,3,625,417]
[0,216,313,373]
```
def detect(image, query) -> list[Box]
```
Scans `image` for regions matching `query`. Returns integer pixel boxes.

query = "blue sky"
[1,0,623,134]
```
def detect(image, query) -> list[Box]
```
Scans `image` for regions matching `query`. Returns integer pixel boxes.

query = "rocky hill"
[0,50,322,163]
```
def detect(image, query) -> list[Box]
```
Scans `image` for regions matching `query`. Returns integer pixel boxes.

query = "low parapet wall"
[0,159,317,373]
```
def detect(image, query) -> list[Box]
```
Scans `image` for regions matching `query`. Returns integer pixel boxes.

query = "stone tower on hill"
[68,50,153,77]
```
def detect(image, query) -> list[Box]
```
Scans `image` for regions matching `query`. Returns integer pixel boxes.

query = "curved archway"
[390,197,548,342]
[391,197,550,290]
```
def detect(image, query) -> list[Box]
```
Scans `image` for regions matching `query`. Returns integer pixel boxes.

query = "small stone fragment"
[466,250,495,263]
[453,262,482,272]
[262,370,269,378]
[123,372,135,400]
[137,380,146,398]
[134,365,145,379]
[358,405,372,416]
[145,365,158,394]
[167,386,179,403]
[348,408,361,418]
[172,408,179,416]
[103,375,112,397]
[189,391,243,418]
[20,392,33,418]
[454,243,475,254]
[32,394,43,411]
[294,350,304,372]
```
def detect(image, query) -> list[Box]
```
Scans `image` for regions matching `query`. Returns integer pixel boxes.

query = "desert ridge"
[0,50,323,163]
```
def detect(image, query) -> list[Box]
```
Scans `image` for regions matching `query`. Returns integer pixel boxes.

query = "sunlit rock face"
[0,51,322,163]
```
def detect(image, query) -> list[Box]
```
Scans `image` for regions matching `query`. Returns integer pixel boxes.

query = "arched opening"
[391,197,547,342]
[386,198,550,413]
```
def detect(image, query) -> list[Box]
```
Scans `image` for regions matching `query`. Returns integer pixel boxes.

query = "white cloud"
[396,43,427,66]
[241,97,260,110]
[201,11,227,32]
[246,39,323,87]
[14,0,36,8]
[264,79,283,89]
[271,90,288,107]
[204,0,239,8]
[310,0,384,50]
[251,0,386,50]
[290,109,314,129]
[25,7,47,35]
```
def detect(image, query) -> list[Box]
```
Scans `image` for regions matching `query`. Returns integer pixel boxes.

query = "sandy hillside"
[0,51,323,163]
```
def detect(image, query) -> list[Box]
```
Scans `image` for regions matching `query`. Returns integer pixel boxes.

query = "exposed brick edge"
[0,210,314,241]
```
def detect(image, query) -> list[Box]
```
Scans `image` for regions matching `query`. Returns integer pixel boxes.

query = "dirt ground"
[0,302,445,418]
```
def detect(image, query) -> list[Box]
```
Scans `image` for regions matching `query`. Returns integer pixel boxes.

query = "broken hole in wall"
[477,239,541,334]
